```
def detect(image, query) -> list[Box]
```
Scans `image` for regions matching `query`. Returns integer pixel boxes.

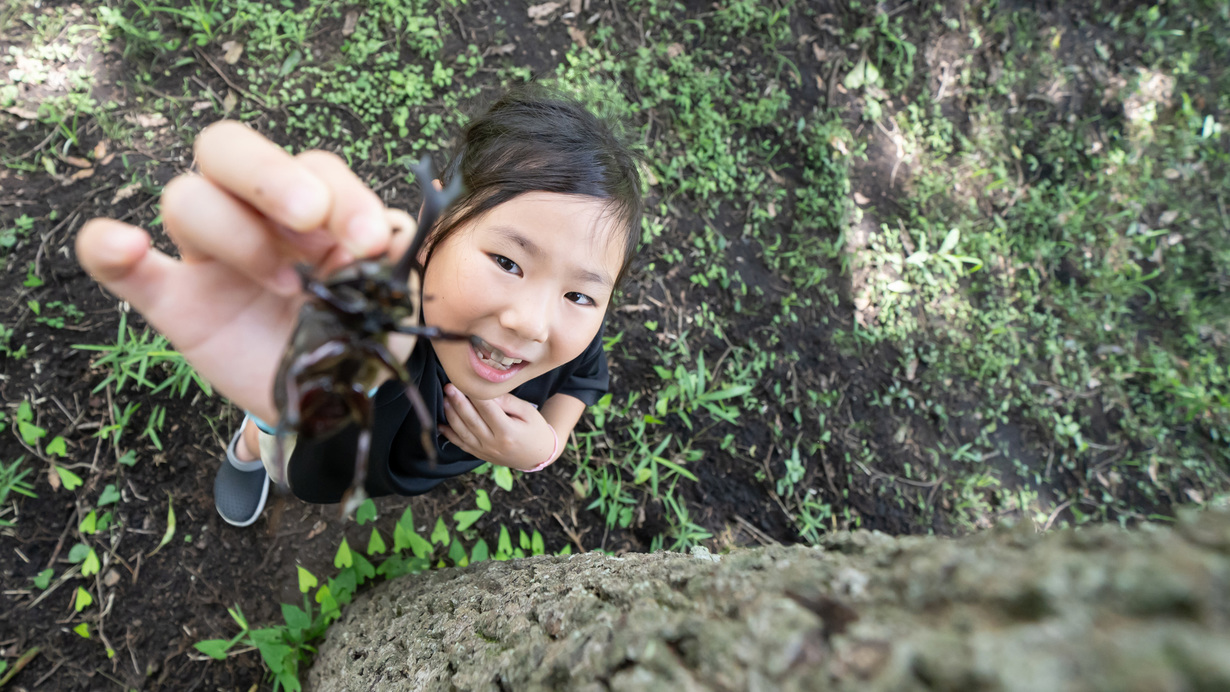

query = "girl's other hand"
[438,384,558,471]
[75,121,398,423]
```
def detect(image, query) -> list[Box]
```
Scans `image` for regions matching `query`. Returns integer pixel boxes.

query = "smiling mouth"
[472,337,525,371]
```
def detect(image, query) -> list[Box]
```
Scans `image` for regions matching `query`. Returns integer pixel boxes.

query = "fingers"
[490,393,536,422]
[442,385,495,442]
[195,121,329,231]
[76,218,269,348]
[296,151,390,258]
[193,121,390,257]
[161,175,302,296]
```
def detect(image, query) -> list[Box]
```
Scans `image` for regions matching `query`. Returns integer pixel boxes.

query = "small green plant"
[73,313,212,397]
[0,457,38,528]
[0,323,27,359]
[0,214,35,253]
[32,301,84,329]
[651,348,753,430]
[13,401,47,449]
[195,500,561,689]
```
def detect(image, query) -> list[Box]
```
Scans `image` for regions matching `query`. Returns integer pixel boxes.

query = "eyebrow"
[493,226,614,290]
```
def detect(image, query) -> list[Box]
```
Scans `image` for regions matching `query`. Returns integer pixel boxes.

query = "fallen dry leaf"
[570,0,583,14]
[829,136,849,155]
[62,155,92,169]
[528,1,561,23]
[767,168,786,185]
[93,140,109,159]
[192,101,212,112]
[343,10,359,36]
[48,467,61,491]
[99,153,115,166]
[4,105,39,120]
[1158,209,1179,226]
[812,43,828,62]
[307,520,328,540]
[63,168,95,185]
[667,43,684,59]
[222,40,244,65]
[223,90,238,115]
[853,192,871,205]
[127,113,168,128]
[485,43,516,57]
[112,182,141,205]
[567,25,588,48]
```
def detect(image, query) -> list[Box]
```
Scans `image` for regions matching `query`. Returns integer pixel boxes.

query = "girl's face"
[421,191,625,400]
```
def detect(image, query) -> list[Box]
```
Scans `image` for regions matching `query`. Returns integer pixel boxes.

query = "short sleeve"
[554,326,609,406]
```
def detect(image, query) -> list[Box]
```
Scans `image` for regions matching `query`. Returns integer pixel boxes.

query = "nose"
[498,284,552,344]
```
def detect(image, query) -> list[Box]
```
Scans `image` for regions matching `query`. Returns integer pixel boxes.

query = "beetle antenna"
[393,156,463,285]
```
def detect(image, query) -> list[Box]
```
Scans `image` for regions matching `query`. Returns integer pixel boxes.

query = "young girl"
[75,87,643,526]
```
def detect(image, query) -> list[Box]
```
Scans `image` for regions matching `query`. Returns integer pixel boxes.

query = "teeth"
[476,339,523,370]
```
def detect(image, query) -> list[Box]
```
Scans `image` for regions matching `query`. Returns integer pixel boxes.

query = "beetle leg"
[340,427,371,518]
[340,387,374,518]
[402,383,439,468]
[361,340,444,468]
[302,275,367,314]
[363,340,411,383]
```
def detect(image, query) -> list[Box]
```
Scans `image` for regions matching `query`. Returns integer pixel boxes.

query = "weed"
[72,313,213,397]
[0,457,38,528]
[0,214,35,254]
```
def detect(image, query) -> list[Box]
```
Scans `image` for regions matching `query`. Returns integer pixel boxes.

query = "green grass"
[3,0,1229,684]
[0,457,38,529]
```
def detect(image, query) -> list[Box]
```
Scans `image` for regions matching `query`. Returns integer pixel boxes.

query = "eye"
[566,291,595,306]
[491,254,522,276]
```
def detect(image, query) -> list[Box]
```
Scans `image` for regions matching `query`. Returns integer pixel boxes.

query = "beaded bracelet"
[524,426,559,473]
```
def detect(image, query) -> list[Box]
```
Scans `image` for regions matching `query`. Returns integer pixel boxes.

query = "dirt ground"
[0,0,1209,689]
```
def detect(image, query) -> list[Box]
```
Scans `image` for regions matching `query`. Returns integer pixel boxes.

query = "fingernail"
[347,211,387,257]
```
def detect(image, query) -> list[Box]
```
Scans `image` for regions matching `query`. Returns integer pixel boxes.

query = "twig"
[551,512,587,552]
[4,128,57,163]
[733,514,779,546]
[26,563,82,610]
[854,459,940,488]
[193,48,268,109]
[32,658,62,688]
[1042,499,1073,531]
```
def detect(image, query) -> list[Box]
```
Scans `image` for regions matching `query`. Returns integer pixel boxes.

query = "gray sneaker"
[214,416,270,527]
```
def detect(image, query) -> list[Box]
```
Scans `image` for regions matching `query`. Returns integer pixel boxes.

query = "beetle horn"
[393,156,464,285]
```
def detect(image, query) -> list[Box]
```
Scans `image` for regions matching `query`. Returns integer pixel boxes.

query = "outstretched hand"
[75,122,413,423]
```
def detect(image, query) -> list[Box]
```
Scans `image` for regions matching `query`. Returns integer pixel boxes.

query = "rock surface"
[308,509,1230,691]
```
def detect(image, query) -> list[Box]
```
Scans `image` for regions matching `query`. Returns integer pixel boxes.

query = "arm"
[439,386,588,471]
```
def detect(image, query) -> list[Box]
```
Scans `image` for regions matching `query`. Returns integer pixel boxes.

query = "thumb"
[76,219,177,304]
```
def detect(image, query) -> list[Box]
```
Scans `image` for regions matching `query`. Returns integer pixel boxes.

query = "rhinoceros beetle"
[271,157,472,517]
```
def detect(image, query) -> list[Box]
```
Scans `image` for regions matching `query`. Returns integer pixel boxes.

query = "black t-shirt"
[286,327,608,503]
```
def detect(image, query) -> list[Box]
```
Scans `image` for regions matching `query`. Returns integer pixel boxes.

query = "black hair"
[422,84,644,290]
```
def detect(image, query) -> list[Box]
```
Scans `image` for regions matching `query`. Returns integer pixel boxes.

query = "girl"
[76,87,643,526]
